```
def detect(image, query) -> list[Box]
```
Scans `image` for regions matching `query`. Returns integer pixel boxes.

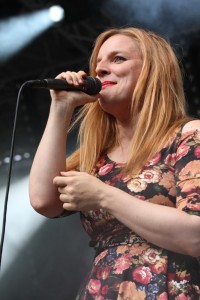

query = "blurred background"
[0,0,200,299]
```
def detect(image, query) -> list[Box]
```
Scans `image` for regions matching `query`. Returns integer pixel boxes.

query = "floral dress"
[75,127,200,300]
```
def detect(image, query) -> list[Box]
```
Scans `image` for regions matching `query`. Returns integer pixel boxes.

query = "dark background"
[0,0,200,299]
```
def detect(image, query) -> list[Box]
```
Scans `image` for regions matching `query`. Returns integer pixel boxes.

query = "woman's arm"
[53,120,200,255]
[53,170,200,256]
[29,71,100,218]
[103,186,200,257]
[102,120,200,256]
[29,100,74,218]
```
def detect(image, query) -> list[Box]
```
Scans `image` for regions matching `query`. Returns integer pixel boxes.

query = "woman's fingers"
[55,70,87,86]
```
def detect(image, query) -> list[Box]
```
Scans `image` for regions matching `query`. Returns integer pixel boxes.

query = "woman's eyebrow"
[97,50,129,62]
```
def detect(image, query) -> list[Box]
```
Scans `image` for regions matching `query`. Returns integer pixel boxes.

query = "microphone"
[26,76,102,95]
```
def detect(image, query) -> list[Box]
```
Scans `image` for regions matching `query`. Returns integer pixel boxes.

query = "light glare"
[0,6,64,63]
[49,5,65,22]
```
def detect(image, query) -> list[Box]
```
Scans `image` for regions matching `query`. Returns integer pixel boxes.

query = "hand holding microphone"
[27,71,102,95]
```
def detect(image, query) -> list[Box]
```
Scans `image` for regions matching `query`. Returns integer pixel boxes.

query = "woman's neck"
[107,118,135,163]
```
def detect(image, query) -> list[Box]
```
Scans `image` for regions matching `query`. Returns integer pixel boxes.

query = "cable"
[0,82,28,272]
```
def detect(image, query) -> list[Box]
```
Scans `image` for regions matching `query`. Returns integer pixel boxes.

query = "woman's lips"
[102,81,116,88]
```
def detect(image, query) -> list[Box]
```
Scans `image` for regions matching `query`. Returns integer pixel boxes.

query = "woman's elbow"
[29,192,62,218]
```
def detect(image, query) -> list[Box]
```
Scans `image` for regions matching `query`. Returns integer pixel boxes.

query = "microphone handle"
[26,77,102,95]
[28,79,87,91]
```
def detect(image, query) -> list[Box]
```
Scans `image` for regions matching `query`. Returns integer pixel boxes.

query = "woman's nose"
[96,61,110,77]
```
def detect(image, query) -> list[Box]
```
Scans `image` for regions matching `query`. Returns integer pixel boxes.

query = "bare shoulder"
[182,119,200,133]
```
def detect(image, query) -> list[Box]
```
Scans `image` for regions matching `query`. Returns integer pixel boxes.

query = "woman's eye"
[114,56,126,63]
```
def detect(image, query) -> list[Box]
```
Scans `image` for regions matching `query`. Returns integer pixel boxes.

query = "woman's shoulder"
[181,119,200,134]
[166,119,200,149]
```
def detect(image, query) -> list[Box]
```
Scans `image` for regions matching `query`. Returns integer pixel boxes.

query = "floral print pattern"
[76,128,200,299]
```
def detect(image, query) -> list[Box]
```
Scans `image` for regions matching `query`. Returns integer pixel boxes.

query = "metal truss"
[0,12,113,93]
[0,11,114,161]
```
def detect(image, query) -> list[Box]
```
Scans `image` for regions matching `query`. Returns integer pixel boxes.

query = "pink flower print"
[148,195,175,207]
[150,258,167,274]
[101,285,109,295]
[194,145,200,158]
[96,266,111,280]
[113,253,132,274]
[112,173,122,182]
[168,280,190,296]
[142,248,161,265]
[176,270,191,282]
[179,161,200,180]
[157,292,168,300]
[94,296,104,300]
[193,130,200,144]
[118,281,146,299]
[132,266,152,284]
[127,178,147,193]
[82,219,93,235]
[176,293,191,300]
[165,153,177,167]
[176,140,190,161]
[146,152,161,166]
[88,279,101,296]
[99,163,114,176]
[87,208,106,221]
[139,169,161,183]
[187,194,200,211]
[159,171,176,196]
[179,178,200,194]
[94,249,108,266]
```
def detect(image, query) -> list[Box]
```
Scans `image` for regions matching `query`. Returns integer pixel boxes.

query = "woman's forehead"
[97,34,141,56]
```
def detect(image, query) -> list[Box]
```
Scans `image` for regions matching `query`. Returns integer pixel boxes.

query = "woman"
[29,27,200,299]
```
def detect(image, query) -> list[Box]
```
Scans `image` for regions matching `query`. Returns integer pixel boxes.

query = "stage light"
[0,6,65,63]
[1,152,31,166]
[49,5,65,22]
[3,157,10,164]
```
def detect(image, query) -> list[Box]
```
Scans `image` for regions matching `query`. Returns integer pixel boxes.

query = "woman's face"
[96,34,143,121]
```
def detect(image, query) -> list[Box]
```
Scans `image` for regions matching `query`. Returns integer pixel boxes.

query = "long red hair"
[66,27,191,175]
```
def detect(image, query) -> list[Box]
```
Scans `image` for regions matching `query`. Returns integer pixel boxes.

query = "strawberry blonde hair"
[66,27,191,175]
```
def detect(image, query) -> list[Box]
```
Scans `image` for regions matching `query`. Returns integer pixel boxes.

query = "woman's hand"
[53,171,108,212]
[50,70,100,109]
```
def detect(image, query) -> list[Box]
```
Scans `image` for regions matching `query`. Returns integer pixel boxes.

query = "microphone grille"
[86,76,102,95]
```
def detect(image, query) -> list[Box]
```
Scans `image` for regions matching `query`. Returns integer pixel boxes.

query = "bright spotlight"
[0,6,65,63]
[49,5,65,22]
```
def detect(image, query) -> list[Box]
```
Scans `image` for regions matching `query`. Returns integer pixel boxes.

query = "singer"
[29,27,200,299]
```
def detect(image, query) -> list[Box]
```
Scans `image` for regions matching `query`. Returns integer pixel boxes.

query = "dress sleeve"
[175,129,200,216]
